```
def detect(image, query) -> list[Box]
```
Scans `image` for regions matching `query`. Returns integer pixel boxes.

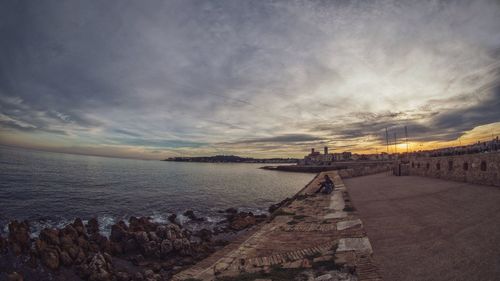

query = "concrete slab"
[328,191,345,210]
[336,219,362,230]
[337,238,373,253]
[324,212,347,219]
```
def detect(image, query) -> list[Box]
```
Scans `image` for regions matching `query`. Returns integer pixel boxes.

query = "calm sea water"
[0,146,312,235]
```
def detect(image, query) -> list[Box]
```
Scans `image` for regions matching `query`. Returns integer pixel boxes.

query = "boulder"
[72,218,86,234]
[41,247,60,270]
[115,271,131,281]
[62,225,79,241]
[86,253,113,281]
[110,241,123,255]
[148,231,160,243]
[229,213,257,231]
[155,225,167,239]
[123,238,138,253]
[194,228,212,242]
[183,210,196,220]
[0,233,7,252]
[134,231,149,247]
[167,214,177,224]
[74,248,86,265]
[8,220,31,254]
[87,218,99,234]
[160,240,173,255]
[67,244,80,260]
[28,249,38,268]
[7,272,23,281]
[77,236,90,251]
[60,250,73,266]
[110,224,127,243]
[40,228,60,246]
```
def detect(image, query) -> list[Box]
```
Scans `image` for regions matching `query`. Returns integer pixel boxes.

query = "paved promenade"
[344,173,500,281]
[173,171,382,281]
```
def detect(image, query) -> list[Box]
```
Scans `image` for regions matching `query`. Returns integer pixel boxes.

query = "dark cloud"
[233,134,325,144]
[1,0,499,158]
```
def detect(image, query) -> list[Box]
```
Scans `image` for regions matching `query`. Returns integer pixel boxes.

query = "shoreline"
[0,171,316,281]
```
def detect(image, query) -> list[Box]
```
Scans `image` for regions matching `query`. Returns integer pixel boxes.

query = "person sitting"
[315,175,334,194]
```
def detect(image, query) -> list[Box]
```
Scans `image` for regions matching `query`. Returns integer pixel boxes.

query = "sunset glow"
[1,0,499,159]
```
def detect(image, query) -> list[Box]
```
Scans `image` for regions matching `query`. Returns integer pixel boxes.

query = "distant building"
[299,146,399,166]
[301,147,352,165]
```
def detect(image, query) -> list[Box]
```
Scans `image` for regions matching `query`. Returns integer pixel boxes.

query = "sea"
[0,146,313,236]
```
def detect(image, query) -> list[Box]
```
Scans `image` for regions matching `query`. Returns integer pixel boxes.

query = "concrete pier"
[173,171,382,280]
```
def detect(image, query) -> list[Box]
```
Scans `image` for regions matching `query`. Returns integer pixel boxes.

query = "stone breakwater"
[261,161,393,178]
[0,209,268,281]
[173,171,383,281]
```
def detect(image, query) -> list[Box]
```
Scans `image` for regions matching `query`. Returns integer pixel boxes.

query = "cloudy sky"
[1,0,499,159]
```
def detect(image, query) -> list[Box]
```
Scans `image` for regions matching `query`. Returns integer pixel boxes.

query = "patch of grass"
[305,252,321,259]
[295,194,309,201]
[311,251,340,271]
[216,267,305,281]
[312,259,341,271]
[292,215,307,220]
[343,206,355,212]
[287,220,299,225]
[272,209,295,216]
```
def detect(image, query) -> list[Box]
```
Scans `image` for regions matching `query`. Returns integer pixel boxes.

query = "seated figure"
[315,174,334,194]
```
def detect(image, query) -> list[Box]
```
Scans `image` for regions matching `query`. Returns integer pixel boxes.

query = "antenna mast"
[405,126,409,153]
[394,132,397,153]
[385,128,389,153]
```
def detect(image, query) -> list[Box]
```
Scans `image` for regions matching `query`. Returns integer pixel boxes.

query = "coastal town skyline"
[1,0,500,160]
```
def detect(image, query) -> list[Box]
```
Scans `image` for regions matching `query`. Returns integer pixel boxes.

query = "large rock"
[123,238,139,253]
[229,212,257,231]
[7,272,23,281]
[41,247,60,270]
[60,250,73,266]
[8,220,31,254]
[72,218,86,234]
[62,225,79,241]
[110,224,127,243]
[135,231,149,246]
[87,218,99,234]
[182,210,204,221]
[160,240,173,255]
[115,271,131,281]
[0,233,7,252]
[40,228,60,246]
[86,253,113,281]
[194,229,212,242]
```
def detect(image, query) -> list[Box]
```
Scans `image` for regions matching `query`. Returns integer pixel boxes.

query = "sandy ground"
[344,173,500,281]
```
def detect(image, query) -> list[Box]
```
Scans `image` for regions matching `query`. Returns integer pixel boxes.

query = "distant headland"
[163,155,298,163]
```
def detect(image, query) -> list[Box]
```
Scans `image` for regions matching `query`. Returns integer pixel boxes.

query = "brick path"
[173,171,382,281]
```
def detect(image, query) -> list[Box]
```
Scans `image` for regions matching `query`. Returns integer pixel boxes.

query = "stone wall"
[407,152,500,187]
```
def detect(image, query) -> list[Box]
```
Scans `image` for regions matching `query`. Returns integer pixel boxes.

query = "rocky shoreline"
[0,208,269,281]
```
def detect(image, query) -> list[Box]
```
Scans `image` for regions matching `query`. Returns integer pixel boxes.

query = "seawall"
[262,161,393,178]
[406,151,500,186]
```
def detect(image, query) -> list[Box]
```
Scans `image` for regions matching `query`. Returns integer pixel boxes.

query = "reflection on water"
[0,146,312,235]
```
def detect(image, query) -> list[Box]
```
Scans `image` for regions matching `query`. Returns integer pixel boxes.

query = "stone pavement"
[344,173,500,281]
[173,171,382,281]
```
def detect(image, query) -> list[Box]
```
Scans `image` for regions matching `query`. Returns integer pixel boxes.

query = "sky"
[1,0,500,160]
